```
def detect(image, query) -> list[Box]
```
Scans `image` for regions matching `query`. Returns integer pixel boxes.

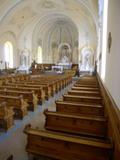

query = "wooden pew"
[0,86,45,105]
[44,110,107,138]
[76,79,99,87]
[30,74,72,92]
[68,90,101,97]
[0,102,14,131]
[0,74,30,85]
[56,100,104,117]
[74,84,99,88]
[24,124,113,160]
[0,95,28,119]
[0,89,38,111]
[77,76,97,82]
[5,83,50,101]
[31,78,63,93]
[72,86,99,91]
[26,80,58,94]
[76,79,98,84]
[63,94,103,105]
[21,81,56,96]
[20,80,61,94]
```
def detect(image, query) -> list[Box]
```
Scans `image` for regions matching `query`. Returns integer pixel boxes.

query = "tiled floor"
[0,82,75,160]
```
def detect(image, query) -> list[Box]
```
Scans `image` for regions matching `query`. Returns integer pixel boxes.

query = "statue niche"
[17,48,30,73]
[20,48,30,67]
[58,43,71,63]
[57,43,72,69]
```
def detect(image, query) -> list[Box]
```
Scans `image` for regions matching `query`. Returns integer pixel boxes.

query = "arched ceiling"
[0,0,98,50]
[0,0,98,31]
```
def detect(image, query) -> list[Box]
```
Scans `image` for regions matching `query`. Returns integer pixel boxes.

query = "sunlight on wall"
[4,41,13,68]
[101,0,109,81]
[37,46,42,63]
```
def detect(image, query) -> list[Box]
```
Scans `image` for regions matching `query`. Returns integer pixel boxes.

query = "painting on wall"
[108,32,112,53]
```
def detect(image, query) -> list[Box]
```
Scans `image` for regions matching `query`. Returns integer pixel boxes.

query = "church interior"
[0,0,120,160]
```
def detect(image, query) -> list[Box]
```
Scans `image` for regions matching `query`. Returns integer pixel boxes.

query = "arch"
[31,13,78,63]
[4,41,13,68]
[20,48,30,67]
[79,46,94,72]
[58,43,72,63]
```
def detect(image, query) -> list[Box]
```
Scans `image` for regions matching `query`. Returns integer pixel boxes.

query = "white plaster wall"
[104,0,120,107]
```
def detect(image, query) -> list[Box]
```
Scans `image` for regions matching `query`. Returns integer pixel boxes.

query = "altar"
[52,65,63,74]
[58,63,72,69]
[16,65,29,74]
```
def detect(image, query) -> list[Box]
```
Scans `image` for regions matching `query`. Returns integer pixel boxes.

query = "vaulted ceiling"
[0,0,98,51]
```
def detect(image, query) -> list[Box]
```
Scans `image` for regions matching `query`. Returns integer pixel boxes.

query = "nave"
[0,74,74,160]
[0,72,120,160]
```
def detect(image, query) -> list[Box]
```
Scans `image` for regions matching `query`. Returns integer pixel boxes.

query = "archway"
[80,47,94,72]
[19,48,30,67]
[58,43,71,63]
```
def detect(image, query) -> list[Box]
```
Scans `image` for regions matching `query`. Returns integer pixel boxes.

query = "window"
[37,46,42,63]
[4,41,13,68]
[101,0,109,81]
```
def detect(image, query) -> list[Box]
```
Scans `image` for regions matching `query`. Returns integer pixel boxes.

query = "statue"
[61,55,69,63]
[60,46,70,63]
[20,54,27,67]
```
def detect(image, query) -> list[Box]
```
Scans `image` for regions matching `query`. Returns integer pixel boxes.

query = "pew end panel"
[0,102,14,131]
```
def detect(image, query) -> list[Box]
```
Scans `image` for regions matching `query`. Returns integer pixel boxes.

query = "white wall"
[104,0,120,107]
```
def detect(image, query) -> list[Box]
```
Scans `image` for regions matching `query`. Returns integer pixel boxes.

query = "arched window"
[37,46,42,63]
[4,41,13,68]
[101,0,108,81]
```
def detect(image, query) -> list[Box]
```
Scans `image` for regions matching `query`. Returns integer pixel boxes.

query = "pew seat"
[63,94,103,105]
[4,83,50,101]
[0,89,38,111]
[75,84,99,88]
[24,125,113,160]
[56,100,104,117]
[68,90,101,97]
[72,86,99,91]
[44,110,107,138]
[18,81,56,96]
[0,86,45,105]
